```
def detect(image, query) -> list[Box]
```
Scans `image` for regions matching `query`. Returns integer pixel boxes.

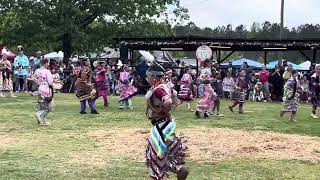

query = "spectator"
[13,46,29,92]
[270,66,284,101]
[222,72,235,98]
[259,65,271,102]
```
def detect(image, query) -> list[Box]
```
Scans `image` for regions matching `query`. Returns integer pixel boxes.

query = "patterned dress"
[34,67,54,123]
[177,73,193,102]
[231,76,248,103]
[282,77,300,112]
[145,84,187,179]
[0,59,13,91]
[117,71,137,102]
[74,66,95,101]
[196,84,216,113]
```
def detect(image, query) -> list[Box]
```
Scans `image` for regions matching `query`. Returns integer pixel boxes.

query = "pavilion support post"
[264,51,268,66]
[218,50,221,64]
[196,58,199,78]
[312,48,317,64]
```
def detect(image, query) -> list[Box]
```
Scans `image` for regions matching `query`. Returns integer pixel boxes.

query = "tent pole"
[264,51,267,66]
[312,48,317,64]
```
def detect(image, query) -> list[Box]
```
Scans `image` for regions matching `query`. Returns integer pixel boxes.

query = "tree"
[0,0,187,64]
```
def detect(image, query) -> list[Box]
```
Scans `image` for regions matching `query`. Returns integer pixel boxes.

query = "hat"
[17,45,23,51]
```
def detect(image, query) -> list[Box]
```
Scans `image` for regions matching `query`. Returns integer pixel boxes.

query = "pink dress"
[196,84,216,113]
[95,65,108,97]
[34,68,53,97]
[118,71,137,101]
[178,73,193,102]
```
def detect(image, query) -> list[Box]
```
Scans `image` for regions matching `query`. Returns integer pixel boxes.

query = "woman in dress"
[33,58,54,126]
[74,59,99,114]
[94,60,109,107]
[280,70,300,123]
[145,63,188,180]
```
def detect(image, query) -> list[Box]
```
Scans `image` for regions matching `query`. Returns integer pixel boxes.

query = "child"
[117,65,137,109]
[195,74,216,118]
[211,73,223,116]
[280,70,300,123]
[251,82,264,102]
[177,68,194,111]
[229,70,248,114]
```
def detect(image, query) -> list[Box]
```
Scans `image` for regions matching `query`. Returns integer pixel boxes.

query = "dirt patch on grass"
[71,128,320,166]
[0,135,20,149]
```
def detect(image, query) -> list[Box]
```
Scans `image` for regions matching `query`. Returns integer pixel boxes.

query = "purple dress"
[117,71,137,102]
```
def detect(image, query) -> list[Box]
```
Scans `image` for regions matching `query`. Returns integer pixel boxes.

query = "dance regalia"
[282,77,300,112]
[231,76,248,103]
[145,83,187,179]
[118,71,137,103]
[0,59,13,91]
[34,67,54,125]
[177,73,193,102]
[196,84,216,113]
[310,73,320,108]
[74,65,95,101]
[95,65,108,97]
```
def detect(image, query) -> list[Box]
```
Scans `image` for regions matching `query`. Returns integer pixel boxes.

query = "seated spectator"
[300,74,310,103]
[250,82,264,102]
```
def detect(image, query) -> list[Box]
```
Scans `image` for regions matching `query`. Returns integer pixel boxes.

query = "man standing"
[13,46,29,92]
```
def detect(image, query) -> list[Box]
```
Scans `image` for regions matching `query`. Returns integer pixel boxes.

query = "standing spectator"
[222,72,235,98]
[270,66,284,101]
[13,46,29,92]
[259,65,271,102]
[32,51,41,71]
[227,61,236,77]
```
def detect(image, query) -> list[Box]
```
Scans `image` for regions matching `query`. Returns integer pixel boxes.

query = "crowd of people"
[3,45,320,179]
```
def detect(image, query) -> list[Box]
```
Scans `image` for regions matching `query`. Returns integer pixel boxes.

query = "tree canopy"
[0,0,187,63]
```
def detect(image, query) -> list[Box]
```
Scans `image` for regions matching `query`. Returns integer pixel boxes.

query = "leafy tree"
[0,0,187,63]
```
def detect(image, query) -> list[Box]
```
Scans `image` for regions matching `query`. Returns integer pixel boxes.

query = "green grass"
[0,93,319,179]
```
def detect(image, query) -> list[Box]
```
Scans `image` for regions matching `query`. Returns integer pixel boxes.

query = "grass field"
[0,93,320,179]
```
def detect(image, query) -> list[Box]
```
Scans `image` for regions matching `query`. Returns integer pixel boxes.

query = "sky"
[179,0,320,29]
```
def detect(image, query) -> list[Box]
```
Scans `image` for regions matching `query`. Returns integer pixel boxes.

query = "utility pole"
[280,0,284,40]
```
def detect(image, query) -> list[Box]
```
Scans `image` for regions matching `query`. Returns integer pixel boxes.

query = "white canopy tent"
[44,51,64,61]
[299,61,311,70]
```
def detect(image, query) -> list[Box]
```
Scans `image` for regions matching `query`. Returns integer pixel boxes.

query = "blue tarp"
[221,58,263,69]
[267,60,303,70]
